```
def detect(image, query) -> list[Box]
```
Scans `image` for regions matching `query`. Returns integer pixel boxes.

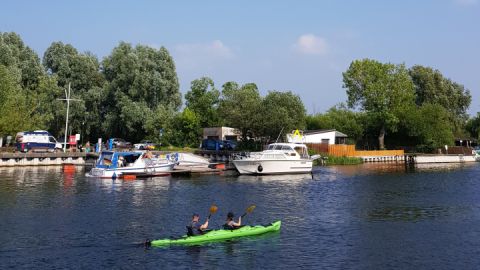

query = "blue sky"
[1,0,479,114]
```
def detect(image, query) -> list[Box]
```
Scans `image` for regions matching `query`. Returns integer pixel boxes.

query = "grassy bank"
[315,155,363,166]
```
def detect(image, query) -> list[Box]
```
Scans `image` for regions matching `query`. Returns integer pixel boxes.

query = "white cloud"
[175,40,234,59]
[294,34,328,55]
[454,0,478,6]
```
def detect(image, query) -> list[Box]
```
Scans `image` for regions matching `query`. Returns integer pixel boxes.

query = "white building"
[287,129,348,145]
[203,127,240,141]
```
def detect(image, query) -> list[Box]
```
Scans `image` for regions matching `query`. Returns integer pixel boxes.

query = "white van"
[16,130,62,152]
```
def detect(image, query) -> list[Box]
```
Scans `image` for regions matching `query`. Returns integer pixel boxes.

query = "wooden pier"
[404,154,478,165]
[0,152,88,167]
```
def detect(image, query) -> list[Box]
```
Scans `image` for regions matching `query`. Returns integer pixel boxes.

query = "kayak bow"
[150,221,281,246]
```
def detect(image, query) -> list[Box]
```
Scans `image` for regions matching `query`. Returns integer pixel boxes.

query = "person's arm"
[232,216,242,227]
[200,219,209,230]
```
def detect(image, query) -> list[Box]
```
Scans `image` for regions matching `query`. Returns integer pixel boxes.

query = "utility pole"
[57,83,81,152]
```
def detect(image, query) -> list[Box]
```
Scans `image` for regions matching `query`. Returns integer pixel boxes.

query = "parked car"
[223,140,237,150]
[201,139,237,151]
[111,138,132,149]
[134,140,156,150]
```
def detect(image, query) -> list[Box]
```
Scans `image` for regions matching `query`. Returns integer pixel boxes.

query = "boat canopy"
[266,143,309,158]
[96,151,142,168]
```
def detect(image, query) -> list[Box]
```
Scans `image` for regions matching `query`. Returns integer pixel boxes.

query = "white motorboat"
[87,151,175,178]
[232,143,320,175]
[176,152,210,167]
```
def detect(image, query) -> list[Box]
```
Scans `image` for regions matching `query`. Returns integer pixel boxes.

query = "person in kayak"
[224,212,241,230]
[187,213,209,236]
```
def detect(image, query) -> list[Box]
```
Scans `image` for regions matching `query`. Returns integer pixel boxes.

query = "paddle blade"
[245,205,256,214]
[209,205,218,214]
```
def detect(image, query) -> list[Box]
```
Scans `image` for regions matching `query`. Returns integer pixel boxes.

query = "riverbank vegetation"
[0,32,479,152]
[316,155,363,166]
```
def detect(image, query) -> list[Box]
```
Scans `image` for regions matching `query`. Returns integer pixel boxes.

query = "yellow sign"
[293,129,302,138]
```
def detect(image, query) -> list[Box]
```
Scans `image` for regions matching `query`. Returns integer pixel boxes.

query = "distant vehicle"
[223,140,237,150]
[15,130,62,152]
[201,139,224,151]
[111,138,132,149]
[201,139,237,151]
[134,140,156,150]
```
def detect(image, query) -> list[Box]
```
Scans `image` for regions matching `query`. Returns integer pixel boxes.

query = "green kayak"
[149,221,281,247]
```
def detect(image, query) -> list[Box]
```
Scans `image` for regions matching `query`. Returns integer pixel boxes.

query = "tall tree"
[43,41,105,139]
[397,103,454,151]
[0,32,45,90]
[409,65,471,133]
[0,65,45,135]
[343,59,415,149]
[466,113,480,140]
[185,77,221,127]
[261,91,306,140]
[101,42,181,141]
[218,82,262,141]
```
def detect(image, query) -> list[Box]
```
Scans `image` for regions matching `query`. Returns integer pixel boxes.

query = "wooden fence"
[307,143,404,157]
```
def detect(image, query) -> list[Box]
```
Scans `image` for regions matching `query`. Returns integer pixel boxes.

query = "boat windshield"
[294,146,308,158]
[98,153,114,167]
[267,144,291,150]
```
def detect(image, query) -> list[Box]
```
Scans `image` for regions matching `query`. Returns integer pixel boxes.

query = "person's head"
[227,212,234,220]
[119,156,124,160]
[192,213,200,221]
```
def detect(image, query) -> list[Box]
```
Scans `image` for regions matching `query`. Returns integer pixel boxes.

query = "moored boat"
[86,151,175,178]
[148,221,281,246]
[232,143,320,175]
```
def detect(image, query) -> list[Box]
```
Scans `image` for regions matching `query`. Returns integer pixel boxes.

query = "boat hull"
[232,159,313,175]
[150,221,281,246]
[87,163,174,178]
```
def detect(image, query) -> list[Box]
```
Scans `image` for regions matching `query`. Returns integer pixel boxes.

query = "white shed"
[287,129,348,145]
[203,127,240,141]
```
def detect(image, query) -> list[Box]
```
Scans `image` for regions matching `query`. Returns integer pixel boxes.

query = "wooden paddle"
[241,205,256,218]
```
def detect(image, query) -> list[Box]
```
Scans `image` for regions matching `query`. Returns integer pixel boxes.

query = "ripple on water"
[1,164,480,269]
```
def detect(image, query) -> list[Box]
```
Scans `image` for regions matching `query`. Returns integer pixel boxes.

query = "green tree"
[398,103,454,151]
[0,32,45,90]
[306,104,365,143]
[466,113,480,140]
[101,42,181,141]
[185,77,221,127]
[43,41,106,139]
[167,108,201,147]
[343,59,415,149]
[409,65,471,134]
[0,65,45,135]
[218,82,262,141]
[260,91,306,140]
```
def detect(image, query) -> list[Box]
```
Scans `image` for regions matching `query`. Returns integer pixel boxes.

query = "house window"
[321,139,330,144]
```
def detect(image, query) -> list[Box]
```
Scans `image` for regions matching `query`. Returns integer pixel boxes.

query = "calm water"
[1,163,480,269]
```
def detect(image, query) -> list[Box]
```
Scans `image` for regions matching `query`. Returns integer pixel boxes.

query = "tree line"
[0,32,479,151]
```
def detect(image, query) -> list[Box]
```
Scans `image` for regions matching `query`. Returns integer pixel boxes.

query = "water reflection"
[326,162,479,176]
[1,162,480,269]
[236,173,312,183]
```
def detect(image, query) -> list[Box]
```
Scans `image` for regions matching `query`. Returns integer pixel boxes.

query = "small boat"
[232,143,320,175]
[148,221,281,246]
[167,152,211,168]
[86,151,175,178]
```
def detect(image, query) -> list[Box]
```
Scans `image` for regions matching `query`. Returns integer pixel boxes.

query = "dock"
[0,152,88,166]
[404,154,478,165]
